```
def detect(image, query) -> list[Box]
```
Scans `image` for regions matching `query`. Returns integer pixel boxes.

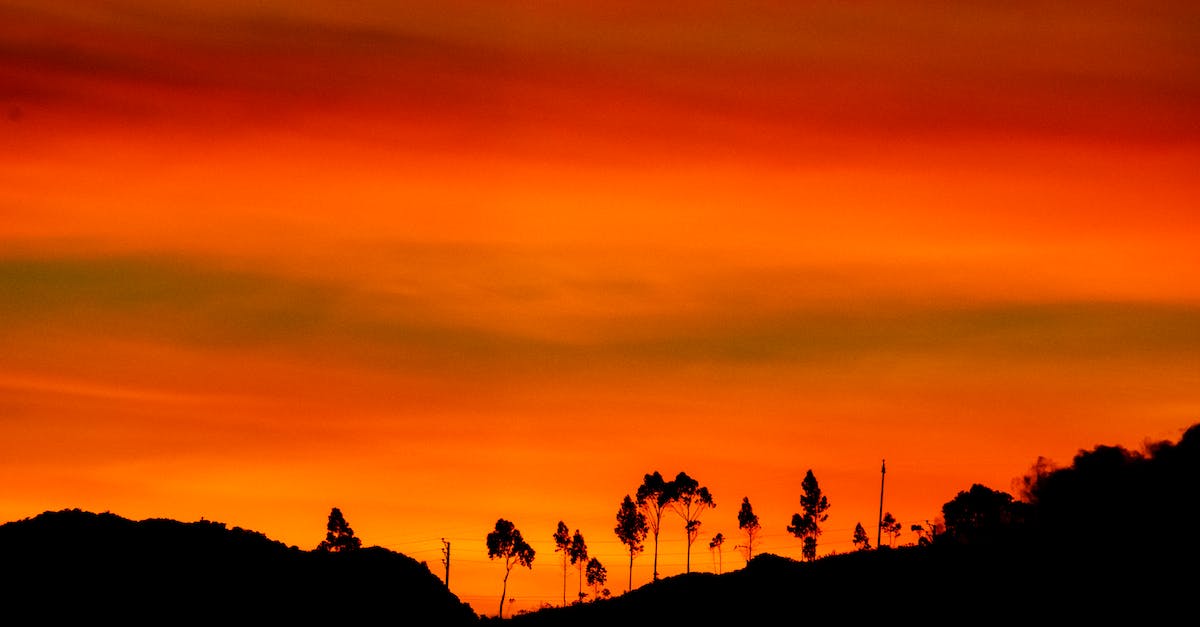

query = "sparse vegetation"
[4,422,1197,624]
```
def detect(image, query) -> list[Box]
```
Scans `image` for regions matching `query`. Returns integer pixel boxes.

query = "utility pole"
[876,459,886,549]
[441,538,451,588]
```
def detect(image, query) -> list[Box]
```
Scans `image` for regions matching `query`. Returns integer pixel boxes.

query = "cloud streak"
[5,1,1198,154]
[5,253,1198,377]
[2,2,1199,616]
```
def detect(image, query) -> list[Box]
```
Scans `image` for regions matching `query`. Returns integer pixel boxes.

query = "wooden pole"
[876,459,886,549]
[441,538,451,588]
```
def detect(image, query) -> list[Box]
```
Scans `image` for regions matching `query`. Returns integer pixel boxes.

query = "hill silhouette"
[0,509,477,624]
[3,422,1196,624]
[500,421,1199,624]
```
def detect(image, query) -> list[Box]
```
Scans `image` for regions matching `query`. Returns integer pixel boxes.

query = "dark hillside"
[0,509,477,624]
[505,422,1200,625]
[3,423,1195,625]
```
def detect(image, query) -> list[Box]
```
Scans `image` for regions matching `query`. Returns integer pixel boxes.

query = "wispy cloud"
[4,253,1198,380]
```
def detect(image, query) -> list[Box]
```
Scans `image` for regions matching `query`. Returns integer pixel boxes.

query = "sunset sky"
[3,0,1199,616]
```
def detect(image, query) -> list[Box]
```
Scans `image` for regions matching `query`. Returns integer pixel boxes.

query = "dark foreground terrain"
[0,509,477,624]
[501,420,1197,625]
[3,422,1197,624]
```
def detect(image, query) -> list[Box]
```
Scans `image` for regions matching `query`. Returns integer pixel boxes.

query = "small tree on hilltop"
[852,522,872,551]
[881,512,902,547]
[486,518,535,619]
[787,469,830,561]
[614,494,648,592]
[736,497,761,563]
[668,471,715,574]
[552,521,571,606]
[585,557,609,601]
[316,507,361,552]
[708,532,725,574]
[568,529,589,603]
[635,471,672,581]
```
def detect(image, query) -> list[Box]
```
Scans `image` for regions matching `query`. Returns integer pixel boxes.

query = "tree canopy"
[486,518,535,618]
[667,471,715,574]
[315,507,361,553]
[787,470,830,561]
[635,471,672,581]
[737,497,761,562]
[614,494,648,592]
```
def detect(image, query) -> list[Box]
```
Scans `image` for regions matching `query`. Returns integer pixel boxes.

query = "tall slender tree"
[668,471,715,574]
[787,469,831,561]
[708,532,725,574]
[486,518,535,619]
[635,471,671,581]
[552,520,571,605]
[568,529,588,603]
[613,494,648,592]
[736,497,761,562]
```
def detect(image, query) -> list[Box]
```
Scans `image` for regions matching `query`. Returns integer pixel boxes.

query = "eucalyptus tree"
[736,497,761,562]
[668,471,715,573]
[316,507,361,553]
[708,532,725,574]
[852,522,872,551]
[568,529,589,603]
[486,518,535,618]
[552,521,571,605]
[614,494,648,592]
[585,557,608,601]
[881,512,902,546]
[635,471,672,581]
[787,469,830,561]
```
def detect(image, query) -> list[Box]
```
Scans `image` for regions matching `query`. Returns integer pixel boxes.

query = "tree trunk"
[500,567,511,618]
[685,536,691,573]
[652,529,659,581]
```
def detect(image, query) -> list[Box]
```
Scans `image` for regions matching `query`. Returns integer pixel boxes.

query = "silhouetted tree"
[635,471,672,581]
[1021,423,1200,550]
[852,522,871,551]
[552,520,571,606]
[668,471,715,573]
[585,557,608,601]
[486,518,535,618]
[316,507,361,553]
[787,469,830,561]
[736,496,761,563]
[708,532,725,574]
[940,480,1027,542]
[881,512,902,546]
[613,494,648,592]
[568,529,588,603]
[1016,455,1058,502]
[942,484,1021,545]
[910,521,938,546]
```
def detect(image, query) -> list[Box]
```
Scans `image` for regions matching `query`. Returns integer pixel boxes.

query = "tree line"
[481,468,863,618]
[313,467,1043,619]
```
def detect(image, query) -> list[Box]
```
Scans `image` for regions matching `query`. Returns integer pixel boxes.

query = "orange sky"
[3,0,1199,616]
